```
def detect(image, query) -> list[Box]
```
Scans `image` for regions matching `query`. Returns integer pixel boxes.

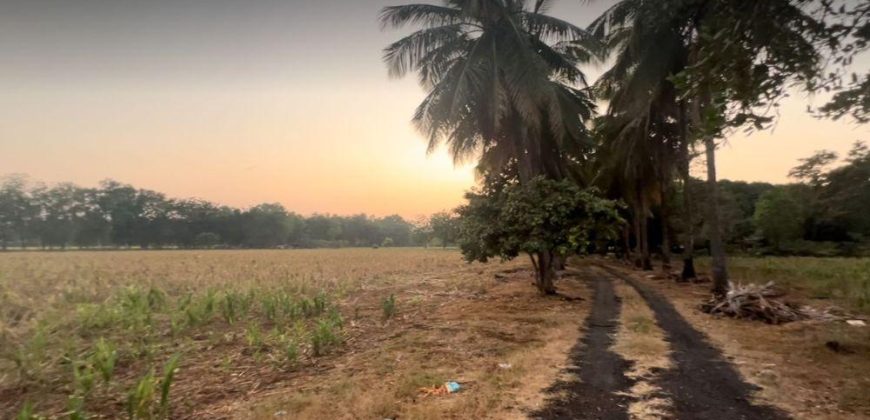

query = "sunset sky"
[1,0,867,218]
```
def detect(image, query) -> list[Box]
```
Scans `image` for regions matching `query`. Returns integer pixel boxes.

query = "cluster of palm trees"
[381,0,846,296]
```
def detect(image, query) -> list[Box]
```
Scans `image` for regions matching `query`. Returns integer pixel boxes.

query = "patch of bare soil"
[609,274,673,419]
[600,264,788,420]
[217,262,592,419]
[603,261,870,419]
[531,267,633,420]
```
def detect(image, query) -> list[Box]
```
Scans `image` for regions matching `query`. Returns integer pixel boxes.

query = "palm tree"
[380,0,597,294]
[591,0,826,296]
[590,0,687,274]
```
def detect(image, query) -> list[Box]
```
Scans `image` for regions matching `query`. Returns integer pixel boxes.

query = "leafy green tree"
[241,204,293,248]
[0,175,35,250]
[458,177,623,294]
[429,211,459,248]
[753,188,806,250]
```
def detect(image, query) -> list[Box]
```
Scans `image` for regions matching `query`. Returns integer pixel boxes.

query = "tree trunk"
[679,103,697,281]
[533,252,557,295]
[660,185,672,272]
[704,136,728,296]
[640,195,653,271]
[633,205,643,268]
[622,224,632,262]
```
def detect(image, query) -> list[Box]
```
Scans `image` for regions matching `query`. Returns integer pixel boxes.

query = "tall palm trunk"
[639,192,653,271]
[659,180,672,272]
[622,224,632,262]
[679,103,697,281]
[632,202,643,268]
[704,136,729,296]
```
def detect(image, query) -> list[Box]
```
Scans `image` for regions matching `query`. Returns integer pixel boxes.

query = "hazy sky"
[1,0,867,218]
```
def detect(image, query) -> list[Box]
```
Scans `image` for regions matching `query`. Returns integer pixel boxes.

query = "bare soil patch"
[600,263,789,420]
[531,267,632,420]
[603,259,870,419]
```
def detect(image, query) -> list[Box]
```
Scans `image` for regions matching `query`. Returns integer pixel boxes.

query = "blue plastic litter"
[446,381,461,393]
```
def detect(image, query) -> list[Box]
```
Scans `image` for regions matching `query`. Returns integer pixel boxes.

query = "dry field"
[0,249,590,419]
[3,250,869,419]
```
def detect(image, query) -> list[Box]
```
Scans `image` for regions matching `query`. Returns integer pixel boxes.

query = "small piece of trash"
[274,410,287,417]
[497,363,512,369]
[419,381,461,397]
[446,381,461,393]
[846,320,866,327]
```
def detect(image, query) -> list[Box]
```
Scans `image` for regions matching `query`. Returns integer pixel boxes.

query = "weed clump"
[382,294,397,320]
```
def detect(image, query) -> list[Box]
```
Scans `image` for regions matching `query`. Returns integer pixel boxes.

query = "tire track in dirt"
[599,264,789,420]
[531,269,632,420]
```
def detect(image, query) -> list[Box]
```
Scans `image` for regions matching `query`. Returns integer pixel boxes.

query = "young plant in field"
[279,293,298,319]
[68,395,86,420]
[299,298,313,318]
[310,319,341,357]
[92,338,118,383]
[127,369,156,419]
[283,337,299,366]
[220,293,238,324]
[381,294,397,320]
[261,295,278,322]
[160,354,181,418]
[147,287,167,311]
[313,292,328,316]
[72,360,96,396]
[327,307,344,328]
[16,401,36,420]
[245,324,264,351]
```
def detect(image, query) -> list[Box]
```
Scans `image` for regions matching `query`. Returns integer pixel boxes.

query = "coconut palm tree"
[381,0,599,294]
[591,0,825,296]
[590,0,687,274]
[380,0,597,181]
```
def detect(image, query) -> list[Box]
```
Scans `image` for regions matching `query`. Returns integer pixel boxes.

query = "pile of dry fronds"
[701,282,808,324]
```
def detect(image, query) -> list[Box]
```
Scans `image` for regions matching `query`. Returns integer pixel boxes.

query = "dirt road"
[534,264,788,419]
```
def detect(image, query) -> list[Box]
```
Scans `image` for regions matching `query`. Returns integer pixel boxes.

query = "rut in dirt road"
[531,269,632,420]
[600,265,789,420]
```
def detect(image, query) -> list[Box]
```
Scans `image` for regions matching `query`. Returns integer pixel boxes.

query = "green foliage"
[754,188,806,249]
[72,360,96,396]
[428,212,459,247]
[381,294,397,320]
[92,338,118,383]
[457,177,624,263]
[310,319,342,357]
[160,355,181,417]
[0,176,423,249]
[281,337,300,366]
[127,369,156,419]
[68,395,86,420]
[16,401,37,420]
[246,324,264,351]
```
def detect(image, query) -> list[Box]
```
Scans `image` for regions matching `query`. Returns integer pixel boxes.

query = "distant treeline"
[0,177,458,250]
[672,143,870,257]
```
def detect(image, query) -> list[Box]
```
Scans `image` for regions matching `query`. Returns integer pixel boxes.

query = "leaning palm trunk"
[703,135,728,296]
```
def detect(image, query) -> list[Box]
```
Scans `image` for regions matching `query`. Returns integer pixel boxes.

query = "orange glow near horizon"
[0,0,867,218]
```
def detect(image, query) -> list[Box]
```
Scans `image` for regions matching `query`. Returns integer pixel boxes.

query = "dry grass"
[609,273,672,419]
[239,266,591,419]
[626,269,870,419]
[0,249,589,419]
